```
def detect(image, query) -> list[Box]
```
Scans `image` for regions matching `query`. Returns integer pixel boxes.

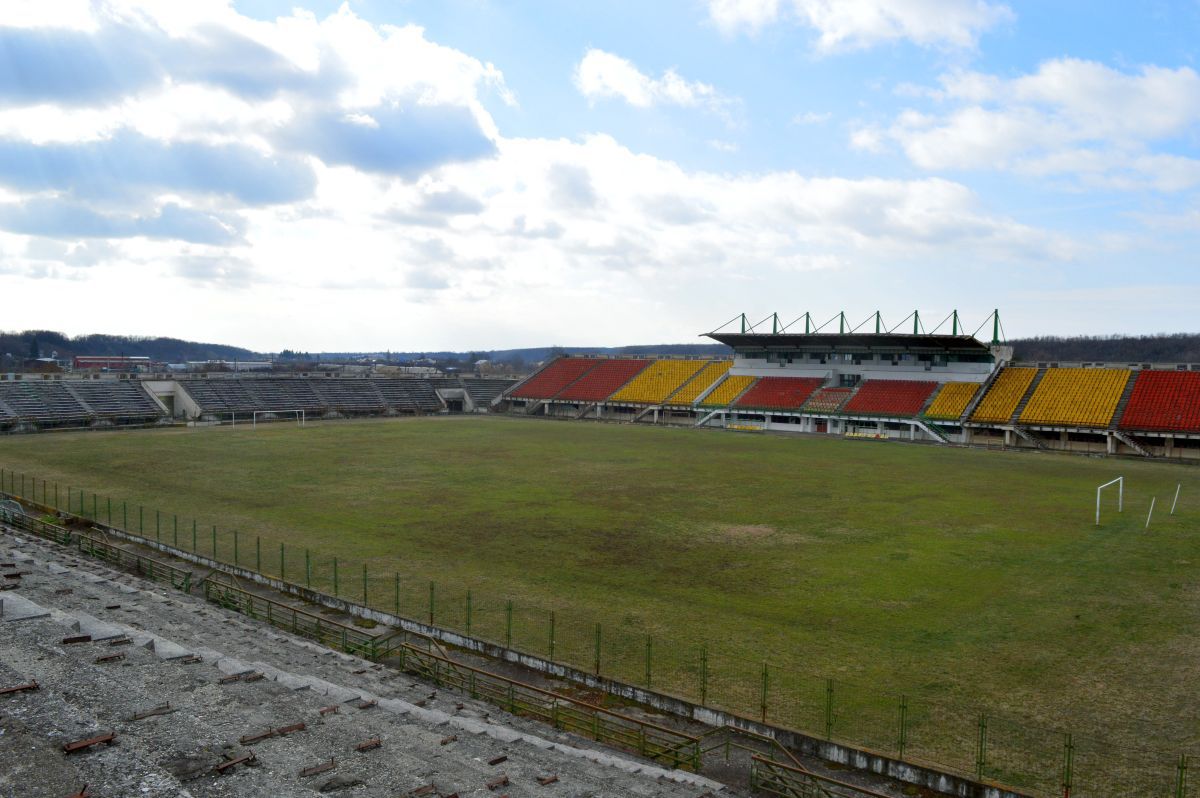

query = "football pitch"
[2,416,1197,790]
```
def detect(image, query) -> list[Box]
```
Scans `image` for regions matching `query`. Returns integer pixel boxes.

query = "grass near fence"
[2,415,1199,794]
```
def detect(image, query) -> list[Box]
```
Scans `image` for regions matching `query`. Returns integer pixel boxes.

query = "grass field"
[2,416,1198,793]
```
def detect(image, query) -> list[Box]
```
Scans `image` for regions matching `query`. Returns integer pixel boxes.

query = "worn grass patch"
[2,415,1198,790]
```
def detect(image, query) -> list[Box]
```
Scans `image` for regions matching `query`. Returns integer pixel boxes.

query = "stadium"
[3,313,1200,798]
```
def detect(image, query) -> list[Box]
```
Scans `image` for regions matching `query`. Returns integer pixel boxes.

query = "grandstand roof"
[706,332,992,354]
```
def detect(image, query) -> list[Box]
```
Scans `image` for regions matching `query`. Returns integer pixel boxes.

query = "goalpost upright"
[1096,476,1123,525]
[251,409,306,430]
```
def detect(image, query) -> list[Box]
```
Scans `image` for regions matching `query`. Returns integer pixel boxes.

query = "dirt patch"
[711,524,776,542]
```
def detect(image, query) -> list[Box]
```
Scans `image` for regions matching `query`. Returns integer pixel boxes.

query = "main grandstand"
[501,311,1200,460]
[4,311,1200,460]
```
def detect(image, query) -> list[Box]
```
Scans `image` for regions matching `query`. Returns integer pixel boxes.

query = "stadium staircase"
[1010,425,1048,450]
[693,377,759,427]
[1007,368,1046,424]
[59,383,95,416]
[1108,372,1141,431]
[1112,430,1153,458]
[958,367,1003,424]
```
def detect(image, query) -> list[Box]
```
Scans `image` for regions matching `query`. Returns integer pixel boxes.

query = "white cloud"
[862,58,1200,191]
[574,48,734,119]
[792,110,832,125]
[708,0,1012,51]
[0,1,1083,349]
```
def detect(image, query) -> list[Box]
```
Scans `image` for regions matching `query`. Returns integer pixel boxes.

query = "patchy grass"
[2,416,1198,790]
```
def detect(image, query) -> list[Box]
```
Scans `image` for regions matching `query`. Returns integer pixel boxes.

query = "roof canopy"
[706,331,992,354]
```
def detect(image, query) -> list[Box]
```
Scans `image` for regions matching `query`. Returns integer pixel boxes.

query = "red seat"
[1119,371,1200,433]
[842,380,938,417]
[733,377,824,410]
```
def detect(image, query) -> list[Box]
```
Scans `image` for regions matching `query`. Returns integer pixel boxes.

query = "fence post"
[505,600,513,648]
[333,557,339,596]
[306,550,312,588]
[700,645,708,705]
[825,679,834,740]
[760,661,769,723]
[898,694,908,760]
[593,623,602,675]
[1176,753,1188,798]
[644,635,652,689]
[976,714,988,780]
[394,573,399,615]
[548,611,555,660]
[465,589,472,635]
[1061,732,1073,797]
[429,581,436,626]
[362,563,368,605]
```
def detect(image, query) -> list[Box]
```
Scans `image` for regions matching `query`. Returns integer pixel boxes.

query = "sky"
[1,0,1199,351]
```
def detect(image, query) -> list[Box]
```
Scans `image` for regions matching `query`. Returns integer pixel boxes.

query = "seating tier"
[511,358,596,399]
[924,382,979,421]
[733,377,824,410]
[1119,371,1200,433]
[1018,368,1130,428]
[610,360,708,405]
[802,388,853,413]
[970,367,1037,423]
[556,359,650,402]
[699,375,755,406]
[842,380,938,418]
[666,361,732,406]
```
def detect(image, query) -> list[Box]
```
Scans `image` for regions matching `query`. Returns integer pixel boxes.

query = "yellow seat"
[1018,368,1131,427]
[610,359,708,405]
[700,375,756,406]
[925,382,980,420]
[971,368,1037,423]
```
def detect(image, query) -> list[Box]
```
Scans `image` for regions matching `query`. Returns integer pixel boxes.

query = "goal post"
[251,409,306,429]
[1096,477,1123,525]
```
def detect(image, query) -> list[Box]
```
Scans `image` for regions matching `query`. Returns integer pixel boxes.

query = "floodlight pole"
[992,309,1001,345]
[913,310,920,335]
[952,310,960,336]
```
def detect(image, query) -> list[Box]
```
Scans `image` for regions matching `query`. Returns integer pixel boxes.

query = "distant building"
[73,355,152,372]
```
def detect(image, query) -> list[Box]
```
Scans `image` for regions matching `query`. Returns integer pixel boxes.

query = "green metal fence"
[0,467,1194,797]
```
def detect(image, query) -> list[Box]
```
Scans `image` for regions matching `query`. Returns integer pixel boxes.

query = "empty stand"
[0,380,164,427]
[308,380,387,414]
[699,375,755,406]
[666,361,731,406]
[178,379,260,413]
[1018,368,1131,428]
[610,360,707,405]
[374,379,443,412]
[970,367,1038,423]
[733,377,824,411]
[462,378,515,405]
[556,359,650,402]
[842,380,938,418]
[511,358,596,400]
[802,388,853,413]
[1119,371,1200,433]
[924,382,980,421]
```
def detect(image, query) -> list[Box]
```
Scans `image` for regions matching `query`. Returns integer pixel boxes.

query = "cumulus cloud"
[709,0,1012,51]
[574,49,734,119]
[0,198,243,244]
[858,58,1200,190]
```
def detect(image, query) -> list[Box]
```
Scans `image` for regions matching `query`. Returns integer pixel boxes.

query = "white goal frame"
[1096,476,1123,525]
[251,409,306,429]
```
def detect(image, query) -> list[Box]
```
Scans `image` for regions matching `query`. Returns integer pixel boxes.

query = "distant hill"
[1,330,259,364]
[1009,334,1200,363]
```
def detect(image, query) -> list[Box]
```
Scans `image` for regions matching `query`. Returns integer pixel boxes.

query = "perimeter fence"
[0,467,1193,797]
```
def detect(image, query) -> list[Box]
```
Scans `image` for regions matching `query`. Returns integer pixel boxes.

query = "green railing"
[750,755,893,798]
[199,577,701,771]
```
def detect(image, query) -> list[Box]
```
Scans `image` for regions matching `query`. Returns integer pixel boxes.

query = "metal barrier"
[202,579,379,659]
[750,755,893,798]
[198,577,700,771]
[394,642,701,771]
